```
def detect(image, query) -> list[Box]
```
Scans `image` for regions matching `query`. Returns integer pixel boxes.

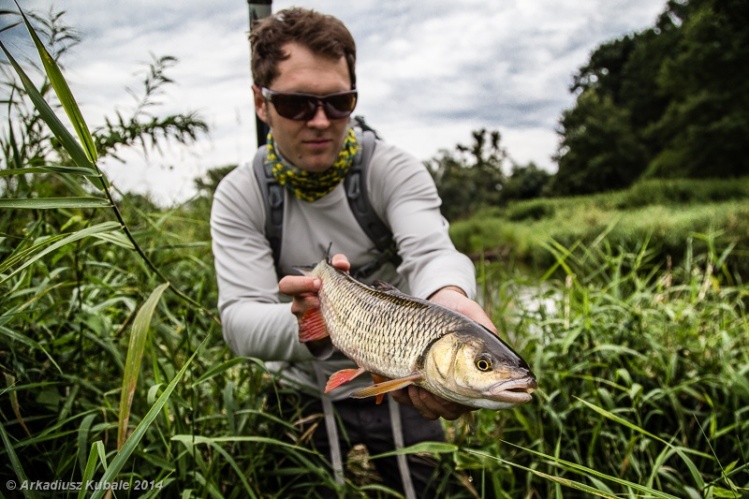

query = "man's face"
[254,43,353,173]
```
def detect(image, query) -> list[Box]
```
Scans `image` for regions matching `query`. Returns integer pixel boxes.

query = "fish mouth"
[488,376,537,404]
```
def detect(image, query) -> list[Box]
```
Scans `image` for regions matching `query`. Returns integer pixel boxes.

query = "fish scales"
[299,259,537,410]
[311,261,465,378]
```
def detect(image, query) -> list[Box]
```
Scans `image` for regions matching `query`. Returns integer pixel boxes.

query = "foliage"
[426,128,506,221]
[646,0,749,179]
[550,90,648,195]
[449,240,749,497]
[549,0,749,196]
[450,177,749,276]
[500,162,551,203]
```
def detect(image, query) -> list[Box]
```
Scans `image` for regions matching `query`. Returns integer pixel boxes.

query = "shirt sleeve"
[210,163,314,361]
[367,142,477,300]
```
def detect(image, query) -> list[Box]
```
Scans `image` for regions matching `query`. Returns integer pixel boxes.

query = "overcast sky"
[2,0,666,204]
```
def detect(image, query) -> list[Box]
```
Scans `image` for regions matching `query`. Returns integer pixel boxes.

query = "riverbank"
[449,177,749,277]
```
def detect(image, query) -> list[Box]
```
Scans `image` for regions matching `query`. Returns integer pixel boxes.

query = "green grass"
[450,239,749,497]
[450,179,749,276]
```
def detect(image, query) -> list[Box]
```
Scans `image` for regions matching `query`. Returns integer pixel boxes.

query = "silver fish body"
[299,259,537,410]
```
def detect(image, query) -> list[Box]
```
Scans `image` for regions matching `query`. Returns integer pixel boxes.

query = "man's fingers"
[405,386,470,421]
[279,275,321,296]
[330,253,351,272]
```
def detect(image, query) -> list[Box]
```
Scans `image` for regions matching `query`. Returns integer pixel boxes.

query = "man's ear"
[252,85,269,123]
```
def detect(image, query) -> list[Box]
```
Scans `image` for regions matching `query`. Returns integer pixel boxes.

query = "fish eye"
[475,355,492,372]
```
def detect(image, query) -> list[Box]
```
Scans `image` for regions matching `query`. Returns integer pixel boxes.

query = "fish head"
[422,326,537,410]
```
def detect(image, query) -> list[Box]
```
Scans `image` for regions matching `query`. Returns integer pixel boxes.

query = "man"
[211,7,497,496]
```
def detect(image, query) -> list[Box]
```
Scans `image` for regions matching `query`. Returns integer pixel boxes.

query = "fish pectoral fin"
[324,367,368,393]
[350,374,424,400]
[299,308,329,343]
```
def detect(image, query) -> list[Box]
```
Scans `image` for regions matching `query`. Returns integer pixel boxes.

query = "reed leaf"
[0,42,96,179]
[0,221,121,283]
[0,165,95,176]
[16,1,98,164]
[0,197,111,209]
[369,441,459,459]
[78,441,107,499]
[577,397,708,490]
[171,434,319,454]
[77,413,98,476]
[0,419,40,499]
[117,282,170,450]
[477,444,683,499]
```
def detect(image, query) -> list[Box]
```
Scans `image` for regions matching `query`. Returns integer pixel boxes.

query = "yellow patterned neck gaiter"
[266,128,359,202]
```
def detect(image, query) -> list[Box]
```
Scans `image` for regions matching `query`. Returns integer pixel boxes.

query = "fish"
[296,259,537,410]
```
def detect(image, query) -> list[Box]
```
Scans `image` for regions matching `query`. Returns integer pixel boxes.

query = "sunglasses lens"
[272,94,317,121]
[322,93,357,119]
[267,90,357,121]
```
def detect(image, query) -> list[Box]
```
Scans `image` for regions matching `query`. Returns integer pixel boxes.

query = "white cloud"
[3,0,665,204]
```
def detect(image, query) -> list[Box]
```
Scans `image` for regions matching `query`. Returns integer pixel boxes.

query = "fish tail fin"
[299,308,329,342]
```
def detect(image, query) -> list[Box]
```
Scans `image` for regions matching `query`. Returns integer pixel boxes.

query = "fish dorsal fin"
[372,280,400,294]
[349,374,423,400]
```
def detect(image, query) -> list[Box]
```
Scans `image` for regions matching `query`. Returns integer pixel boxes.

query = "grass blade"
[77,441,107,499]
[117,282,170,450]
[0,197,111,209]
[0,41,94,174]
[0,221,121,283]
[88,338,206,499]
[16,1,98,164]
[0,419,40,499]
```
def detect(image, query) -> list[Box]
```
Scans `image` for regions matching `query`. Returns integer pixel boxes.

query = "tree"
[550,0,748,194]
[549,90,648,196]
[646,0,749,178]
[501,162,551,202]
[427,129,506,220]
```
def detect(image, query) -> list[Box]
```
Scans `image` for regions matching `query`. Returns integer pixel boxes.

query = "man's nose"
[307,104,330,128]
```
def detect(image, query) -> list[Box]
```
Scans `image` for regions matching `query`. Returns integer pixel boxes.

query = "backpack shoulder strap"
[345,131,402,278]
[252,146,284,276]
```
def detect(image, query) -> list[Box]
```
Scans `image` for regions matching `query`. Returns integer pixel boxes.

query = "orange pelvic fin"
[324,367,367,393]
[350,374,423,400]
[371,374,388,404]
[299,307,329,343]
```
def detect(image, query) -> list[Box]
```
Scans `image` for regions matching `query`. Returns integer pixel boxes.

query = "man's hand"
[279,254,350,323]
[390,385,471,421]
[428,286,498,334]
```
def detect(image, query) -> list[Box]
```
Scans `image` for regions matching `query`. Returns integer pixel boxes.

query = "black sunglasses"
[261,87,358,121]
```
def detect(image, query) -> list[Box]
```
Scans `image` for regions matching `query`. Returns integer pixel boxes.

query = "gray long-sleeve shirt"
[210,132,476,397]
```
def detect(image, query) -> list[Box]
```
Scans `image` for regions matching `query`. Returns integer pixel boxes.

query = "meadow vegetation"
[1,7,747,499]
[450,177,749,278]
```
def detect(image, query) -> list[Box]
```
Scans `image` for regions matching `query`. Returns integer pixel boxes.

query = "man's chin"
[301,154,337,173]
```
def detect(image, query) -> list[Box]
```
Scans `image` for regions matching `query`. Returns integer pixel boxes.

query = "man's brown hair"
[250,8,357,89]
